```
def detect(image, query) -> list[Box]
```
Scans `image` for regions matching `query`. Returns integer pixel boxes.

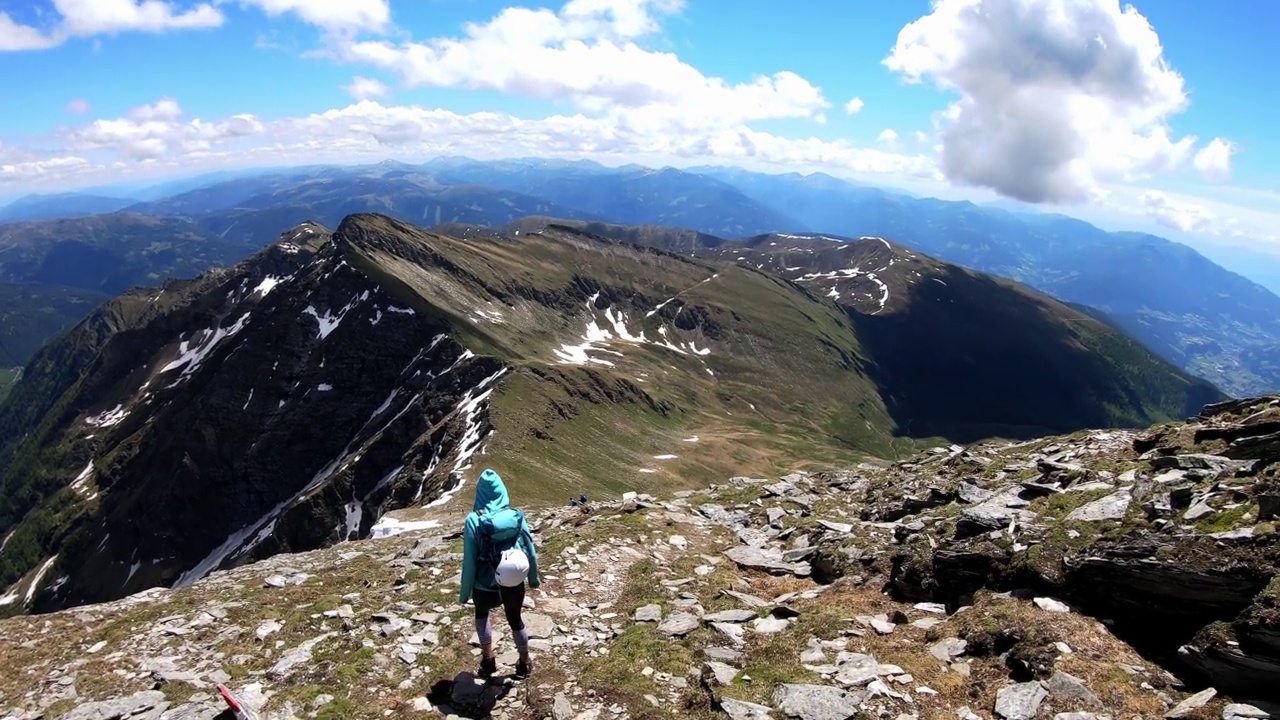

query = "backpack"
[477,506,529,587]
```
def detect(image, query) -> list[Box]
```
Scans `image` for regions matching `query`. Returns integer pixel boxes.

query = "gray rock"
[269,632,335,679]
[994,681,1048,720]
[704,609,758,623]
[817,520,853,534]
[1224,704,1272,720]
[1183,500,1217,522]
[1167,688,1217,718]
[957,482,995,504]
[1054,714,1104,720]
[658,612,701,637]
[1033,597,1071,613]
[633,604,663,623]
[771,683,864,720]
[1150,454,1239,472]
[723,545,811,577]
[929,637,968,662]
[1066,489,1132,522]
[552,692,574,720]
[833,652,879,687]
[719,698,774,720]
[1045,671,1100,708]
[703,661,740,686]
[712,621,747,646]
[53,691,167,720]
[723,590,771,608]
[752,616,791,633]
[706,646,744,662]
[523,612,556,638]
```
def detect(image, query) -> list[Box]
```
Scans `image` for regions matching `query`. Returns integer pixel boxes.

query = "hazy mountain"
[0,193,136,222]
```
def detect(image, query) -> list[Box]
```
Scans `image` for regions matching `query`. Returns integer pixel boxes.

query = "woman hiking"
[458,468,540,679]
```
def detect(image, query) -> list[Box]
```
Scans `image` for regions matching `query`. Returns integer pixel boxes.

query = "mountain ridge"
[0,212,1223,617]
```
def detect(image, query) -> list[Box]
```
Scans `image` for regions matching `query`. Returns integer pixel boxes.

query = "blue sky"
[0,0,1277,250]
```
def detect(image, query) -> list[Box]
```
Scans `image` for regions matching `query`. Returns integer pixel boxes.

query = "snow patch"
[473,307,504,324]
[85,404,127,428]
[425,367,510,509]
[683,436,699,443]
[654,454,678,460]
[160,311,252,377]
[342,501,363,539]
[638,469,657,474]
[387,306,415,315]
[70,461,94,496]
[370,517,440,539]
[243,389,254,410]
[317,383,333,392]
[253,275,286,297]
[24,555,57,605]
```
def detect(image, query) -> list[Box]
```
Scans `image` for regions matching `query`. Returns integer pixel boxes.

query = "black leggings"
[473,583,526,632]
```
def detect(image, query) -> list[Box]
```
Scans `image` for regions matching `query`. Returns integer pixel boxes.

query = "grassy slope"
[0,368,18,404]
[341,215,900,505]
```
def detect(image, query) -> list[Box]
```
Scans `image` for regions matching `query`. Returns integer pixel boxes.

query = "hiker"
[579,493,588,504]
[459,468,540,679]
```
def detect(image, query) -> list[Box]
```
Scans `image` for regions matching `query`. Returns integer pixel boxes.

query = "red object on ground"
[218,685,251,719]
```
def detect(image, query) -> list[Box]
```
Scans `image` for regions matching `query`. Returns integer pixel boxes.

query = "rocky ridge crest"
[3,394,1280,719]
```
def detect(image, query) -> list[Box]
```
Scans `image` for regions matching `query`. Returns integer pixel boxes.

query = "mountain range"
[1,158,1278,398]
[0,212,1221,615]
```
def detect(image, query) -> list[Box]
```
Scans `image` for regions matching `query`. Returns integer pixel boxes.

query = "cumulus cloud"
[1193,137,1234,182]
[844,97,864,115]
[0,12,59,50]
[0,94,935,194]
[877,129,899,147]
[65,98,264,160]
[0,0,222,51]
[343,76,391,100]
[233,0,390,33]
[338,0,829,132]
[1141,190,1216,233]
[883,0,1223,204]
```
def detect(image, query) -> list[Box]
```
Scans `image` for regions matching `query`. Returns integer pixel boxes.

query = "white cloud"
[65,98,264,160]
[233,0,390,33]
[914,130,930,144]
[128,97,185,121]
[883,0,1217,204]
[343,76,391,100]
[1,96,933,196]
[66,98,92,114]
[0,0,222,51]
[338,0,829,132]
[54,0,222,36]
[844,97,864,115]
[877,129,898,147]
[1193,137,1234,182]
[0,12,59,50]
[1141,190,1216,233]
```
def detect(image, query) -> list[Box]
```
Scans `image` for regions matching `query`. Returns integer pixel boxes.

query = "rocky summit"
[1,394,1279,719]
[0,212,1222,617]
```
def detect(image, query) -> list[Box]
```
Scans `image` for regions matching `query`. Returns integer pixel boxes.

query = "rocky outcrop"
[0,222,509,614]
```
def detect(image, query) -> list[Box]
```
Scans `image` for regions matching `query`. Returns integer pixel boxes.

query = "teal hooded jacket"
[459,468,540,604]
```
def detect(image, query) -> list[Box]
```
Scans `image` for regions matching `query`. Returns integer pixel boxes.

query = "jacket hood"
[472,468,510,513]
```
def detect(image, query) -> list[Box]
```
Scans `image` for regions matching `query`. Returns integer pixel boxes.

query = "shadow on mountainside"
[846,264,1224,444]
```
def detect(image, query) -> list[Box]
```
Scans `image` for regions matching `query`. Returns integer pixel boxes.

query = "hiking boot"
[478,656,497,677]
[515,655,532,678]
